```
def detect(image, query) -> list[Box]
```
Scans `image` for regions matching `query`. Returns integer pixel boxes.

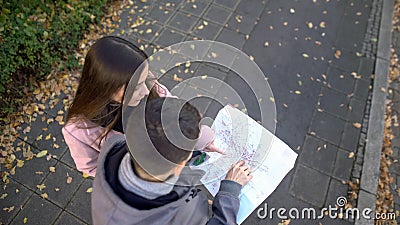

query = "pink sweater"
[62,82,214,176]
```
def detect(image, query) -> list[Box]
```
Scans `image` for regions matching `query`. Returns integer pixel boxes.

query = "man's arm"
[207,160,253,225]
[207,180,242,225]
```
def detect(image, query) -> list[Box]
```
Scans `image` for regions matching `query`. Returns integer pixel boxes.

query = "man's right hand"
[225,160,253,186]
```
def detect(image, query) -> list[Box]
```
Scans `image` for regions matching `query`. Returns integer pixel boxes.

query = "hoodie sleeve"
[207,180,242,225]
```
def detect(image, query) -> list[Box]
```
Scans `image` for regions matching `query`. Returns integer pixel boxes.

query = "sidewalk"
[0,0,386,224]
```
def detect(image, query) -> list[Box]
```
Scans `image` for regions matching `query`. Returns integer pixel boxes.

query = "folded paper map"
[194,105,298,224]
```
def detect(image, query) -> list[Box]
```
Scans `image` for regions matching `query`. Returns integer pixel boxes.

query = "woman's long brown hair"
[66,36,158,145]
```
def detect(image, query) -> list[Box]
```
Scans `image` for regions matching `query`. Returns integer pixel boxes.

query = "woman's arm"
[62,121,121,176]
[195,125,215,151]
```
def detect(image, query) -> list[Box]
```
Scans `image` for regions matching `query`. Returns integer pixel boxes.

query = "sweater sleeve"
[195,125,215,151]
[207,180,242,225]
[62,121,121,177]
[154,80,174,98]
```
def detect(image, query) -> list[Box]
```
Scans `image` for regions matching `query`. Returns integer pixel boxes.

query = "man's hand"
[225,160,253,186]
[203,141,225,154]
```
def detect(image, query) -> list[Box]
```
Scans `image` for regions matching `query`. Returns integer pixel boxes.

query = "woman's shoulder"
[62,117,105,138]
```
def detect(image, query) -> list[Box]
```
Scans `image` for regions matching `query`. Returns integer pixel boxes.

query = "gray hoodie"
[91,134,242,225]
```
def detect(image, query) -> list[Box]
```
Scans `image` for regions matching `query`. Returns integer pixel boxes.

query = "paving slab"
[60,148,77,169]
[225,12,259,35]
[332,148,355,181]
[299,135,337,176]
[10,194,62,225]
[325,67,356,95]
[43,93,68,117]
[309,110,346,146]
[54,211,88,225]
[340,122,362,152]
[353,78,372,101]
[216,28,247,49]
[319,87,351,119]
[33,117,68,159]
[38,162,84,208]
[192,20,223,40]
[178,0,210,17]
[290,163,331,208]
[214,0,240,10]
[0,180,32,225]
[203,4,232,25]
[168,11,200,33]
[144,4,177,23]
[347,98,367,124]
[65,179,93,224]
[154,28,187,47]
[131,21,163,43]
[16,115,50,146]
[10,152,58,192]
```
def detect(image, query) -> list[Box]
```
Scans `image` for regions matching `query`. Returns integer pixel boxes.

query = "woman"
[62,36,220,176]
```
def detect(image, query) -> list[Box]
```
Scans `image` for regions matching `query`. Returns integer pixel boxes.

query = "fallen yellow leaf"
[36,150,48,158]
[16,160,24,168]
[334,50,341,59]
[33,89,41,95]
[269,97,275,103]
[173,74,183,82]
[40,193,48,199]
[0,193,8,199]
[37,184,46,191]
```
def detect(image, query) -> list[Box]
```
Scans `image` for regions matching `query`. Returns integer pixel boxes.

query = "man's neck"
[131,159,169,182]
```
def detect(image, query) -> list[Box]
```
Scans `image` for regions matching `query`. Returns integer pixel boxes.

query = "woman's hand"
[225,160,253,186]
[203,141,226,154]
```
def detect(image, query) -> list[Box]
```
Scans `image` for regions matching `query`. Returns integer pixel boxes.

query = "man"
[92,97,252,224]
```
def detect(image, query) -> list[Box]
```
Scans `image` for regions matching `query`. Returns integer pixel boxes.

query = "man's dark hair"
[144,98,201,164]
